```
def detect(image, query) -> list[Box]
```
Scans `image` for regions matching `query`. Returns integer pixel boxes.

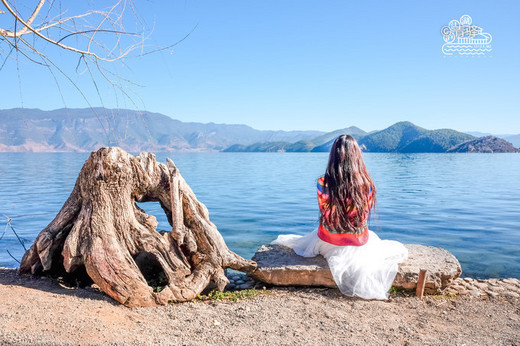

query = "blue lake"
[0,152,519,279]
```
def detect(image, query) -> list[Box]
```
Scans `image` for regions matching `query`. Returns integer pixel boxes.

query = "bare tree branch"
[1,0,140,61]
[0,0,45,37]
[1,0,193,147]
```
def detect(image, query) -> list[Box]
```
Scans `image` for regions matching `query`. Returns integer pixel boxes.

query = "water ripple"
[0,152,519,279]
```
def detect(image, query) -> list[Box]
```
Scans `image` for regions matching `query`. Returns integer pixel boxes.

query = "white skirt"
[271,229,408,300]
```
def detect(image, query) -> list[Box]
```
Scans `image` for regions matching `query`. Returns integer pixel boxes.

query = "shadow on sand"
[0,267,118,305]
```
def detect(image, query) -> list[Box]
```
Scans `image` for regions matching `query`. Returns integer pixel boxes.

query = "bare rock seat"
[251,244,462,294]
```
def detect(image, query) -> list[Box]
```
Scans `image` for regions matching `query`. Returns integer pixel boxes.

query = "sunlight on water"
[0,152,519,279]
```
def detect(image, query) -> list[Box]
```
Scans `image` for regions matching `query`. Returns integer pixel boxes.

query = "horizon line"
[0,107,516,136]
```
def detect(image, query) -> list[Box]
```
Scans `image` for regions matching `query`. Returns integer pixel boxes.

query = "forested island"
[224,122,520,153]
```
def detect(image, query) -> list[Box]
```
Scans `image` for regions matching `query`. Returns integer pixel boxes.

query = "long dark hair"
[321,135,376,234]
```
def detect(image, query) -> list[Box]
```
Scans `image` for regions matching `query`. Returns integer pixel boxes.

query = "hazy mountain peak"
[0,108,324,152]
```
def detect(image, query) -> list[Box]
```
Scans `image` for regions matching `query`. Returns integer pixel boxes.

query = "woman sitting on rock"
[272,135,408,300]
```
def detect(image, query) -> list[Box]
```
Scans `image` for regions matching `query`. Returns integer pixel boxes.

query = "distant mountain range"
[0,108,322,152]
[224,122,520,153]
[224,126,368,153]
[0,108,518,153]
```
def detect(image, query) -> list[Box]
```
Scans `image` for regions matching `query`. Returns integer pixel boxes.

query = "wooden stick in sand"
[416,269,427,299]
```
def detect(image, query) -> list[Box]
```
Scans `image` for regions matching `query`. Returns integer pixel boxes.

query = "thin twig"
[1,216,25,264]
[436,300,447,307]
[17,36,111,142]
[0,222,8,241]
[0,43,15,71]
[6,218,27,251]
[57,28,137,44]
[84,58,119,145]
[6,250,21,264]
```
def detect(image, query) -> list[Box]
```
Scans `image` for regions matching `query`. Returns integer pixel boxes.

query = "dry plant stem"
[20,147,256,307]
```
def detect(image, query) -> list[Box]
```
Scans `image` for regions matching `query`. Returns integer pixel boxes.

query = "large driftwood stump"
[20,147,256,307]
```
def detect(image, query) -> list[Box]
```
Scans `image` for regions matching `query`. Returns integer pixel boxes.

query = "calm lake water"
[0,152,519,279]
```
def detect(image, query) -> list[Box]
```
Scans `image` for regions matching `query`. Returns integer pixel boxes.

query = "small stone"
[458,281,471,288]
[503,292,519,298]
[486,290,499,298]
[212,320,221,326]
[505,285,520,293]
[473,282,489,290]
[468,290,481,297]
[503,278,519,285]
[488,286,504,293]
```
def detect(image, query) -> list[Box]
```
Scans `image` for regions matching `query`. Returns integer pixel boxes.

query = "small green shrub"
[208,288,261,302]
[168,288,269,305]
[389,286,404,295]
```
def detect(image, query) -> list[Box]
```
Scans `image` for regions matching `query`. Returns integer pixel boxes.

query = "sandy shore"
[0,268,519,345]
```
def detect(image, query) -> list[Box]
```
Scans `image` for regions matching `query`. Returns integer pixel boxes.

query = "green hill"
[286,140,316,152]
[359,122,474,153]
[222,141,292,152]
[222,140,316,152]
[310,126,367,146]
[400,129,475,153]
[358,121,427,152]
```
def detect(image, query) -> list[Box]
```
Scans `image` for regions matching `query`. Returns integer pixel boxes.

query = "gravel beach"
[0,268,519,345]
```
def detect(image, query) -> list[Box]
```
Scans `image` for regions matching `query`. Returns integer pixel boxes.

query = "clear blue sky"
[1,0,519,134]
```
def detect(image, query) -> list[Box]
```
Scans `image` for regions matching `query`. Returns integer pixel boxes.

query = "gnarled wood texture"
[20,147,256,307]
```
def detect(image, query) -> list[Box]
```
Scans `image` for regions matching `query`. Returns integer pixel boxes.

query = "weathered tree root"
[20,147,256,307]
